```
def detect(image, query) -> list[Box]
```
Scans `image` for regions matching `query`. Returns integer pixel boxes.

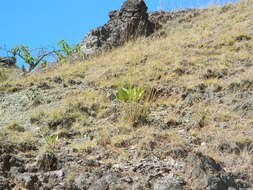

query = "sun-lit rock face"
[80,0,155,56]
[79,0,203,57]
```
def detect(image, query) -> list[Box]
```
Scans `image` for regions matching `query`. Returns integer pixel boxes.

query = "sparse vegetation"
[123,102,149,125]
[6,40,80,73]
[7,121,25,132]
[115,87,145,102]
[115,87,148,125]
[1,0,253,189]
[56,40,80,61]
[30,109,46,124]
[0,70,7,81]
[44,134,58,149]
[10,45,54,72]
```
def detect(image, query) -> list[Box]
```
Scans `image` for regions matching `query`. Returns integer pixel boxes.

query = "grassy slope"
[4,1,252,87]
[0,66,19,82]
[0,0,253,185]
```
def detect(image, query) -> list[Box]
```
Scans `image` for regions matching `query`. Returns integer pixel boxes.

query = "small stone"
[53,76,63,84]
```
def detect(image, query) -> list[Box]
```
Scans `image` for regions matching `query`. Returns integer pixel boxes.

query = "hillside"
[0,0,253,189]
[0,57,19,82]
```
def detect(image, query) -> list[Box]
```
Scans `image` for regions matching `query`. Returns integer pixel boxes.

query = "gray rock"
[186,152,223,179]
[74,174,90,189]
[204,174,233,190]
[186,152,252,189]
[79,1,203,57]
[15,174,41,190]
[149,9,201,29]
[205,172,252,190]
[36,151,59,171]
[63,180,80,190]
[0,56,16,67]
[0,176,11,190]
[80,0,155,56]
[89,173,119,190]
[0,153,24,173]
[153,183,186,190]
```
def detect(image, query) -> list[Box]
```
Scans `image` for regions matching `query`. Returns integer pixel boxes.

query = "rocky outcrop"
[79,0,204,57]
[80,0,155,56]
[186,152,252,189]
[149,9,201,29]
[0,147,251,190]
[0,57,16,67]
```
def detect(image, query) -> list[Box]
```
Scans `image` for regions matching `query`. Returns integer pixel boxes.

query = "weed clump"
[115,87,149,126]
[115,87,145,103]
[56,40,81,61]
[7,122,25,132]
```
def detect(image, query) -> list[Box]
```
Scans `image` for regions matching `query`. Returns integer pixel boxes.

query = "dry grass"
[1,1,253,90]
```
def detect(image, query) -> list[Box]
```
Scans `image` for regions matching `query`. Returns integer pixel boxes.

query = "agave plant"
[45,134,58,147]
[115,87,145,103]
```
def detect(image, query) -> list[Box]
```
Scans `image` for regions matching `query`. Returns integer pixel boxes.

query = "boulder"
[186,152,252,189]
[79,0,204,57]
[0,57,16,67]
[80,0,155,56]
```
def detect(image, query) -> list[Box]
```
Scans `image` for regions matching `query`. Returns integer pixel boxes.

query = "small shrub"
[45,134,58,148]
[56,40,80,61]
[115,87,145,103]
[11,45,53,72]
[124,102,148,126]
[116,87,148,126]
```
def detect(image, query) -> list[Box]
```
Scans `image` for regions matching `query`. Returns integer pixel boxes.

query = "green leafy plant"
[56,40,80,61]
[45,134,58,148]
[11,45,53,72]
[116,87,148,126]
[115,87,145,102]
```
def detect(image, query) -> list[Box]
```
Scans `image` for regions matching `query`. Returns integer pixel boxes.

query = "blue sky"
[0,0,237,59]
